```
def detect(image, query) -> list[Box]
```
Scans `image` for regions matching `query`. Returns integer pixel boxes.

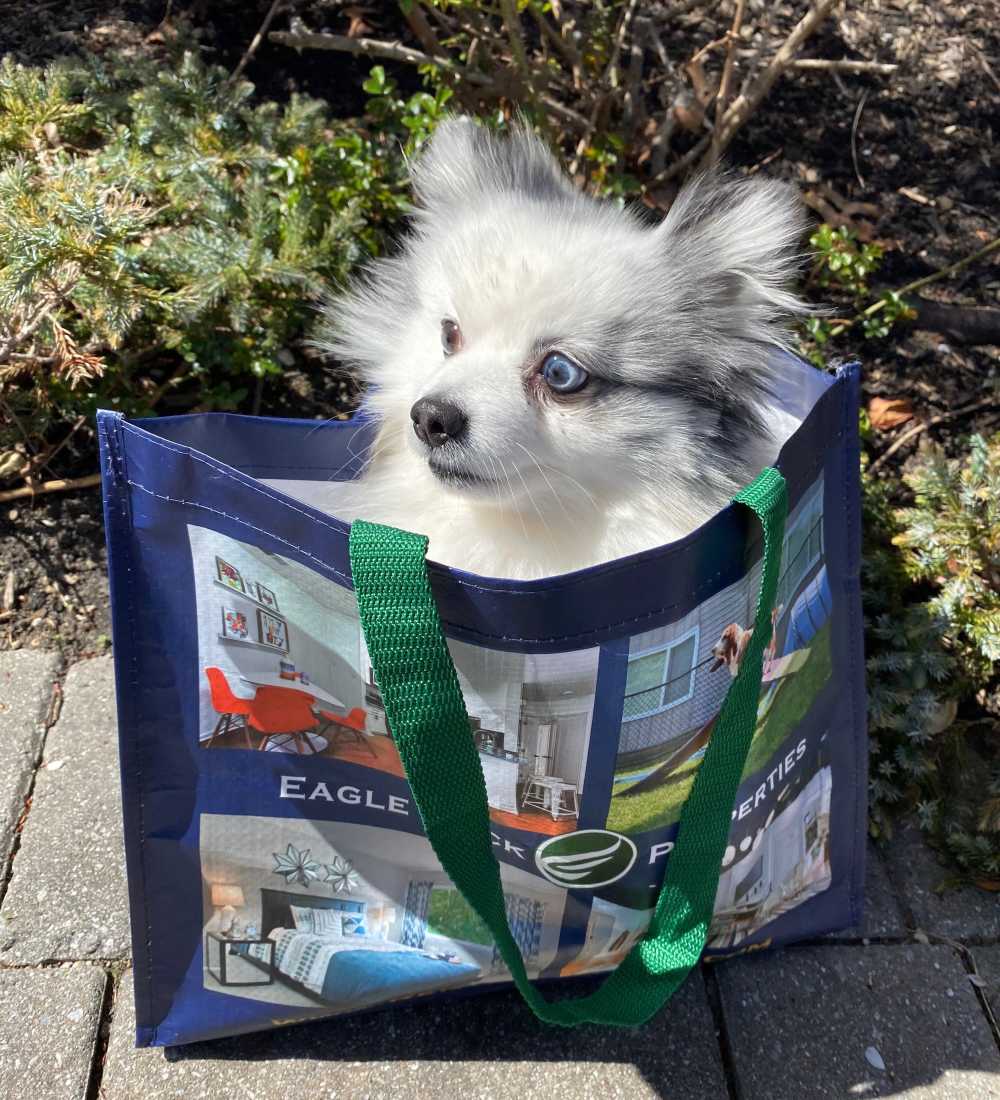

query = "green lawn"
[606,623,833,836]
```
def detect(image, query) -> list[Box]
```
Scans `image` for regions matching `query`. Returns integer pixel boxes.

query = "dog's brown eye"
[441,319,462,356]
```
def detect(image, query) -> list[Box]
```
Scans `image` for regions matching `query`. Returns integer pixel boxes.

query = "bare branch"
[789,58,898,74]
[268,30,493,86]
[399,1,447,59]
[498,0,535,99]
[702,0,839,169]
[0,472,102,504]
[607,0,641,91]
[713,0,745,141]
[830,237,1000,339]
[869,397,1000,473]
[230,0,285,84]
[269,28,588,132]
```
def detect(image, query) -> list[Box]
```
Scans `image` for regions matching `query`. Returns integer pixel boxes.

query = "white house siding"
[616,472,826,762]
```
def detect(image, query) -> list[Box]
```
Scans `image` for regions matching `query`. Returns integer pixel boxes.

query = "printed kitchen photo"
[199,814,567,1013]
[192,524,600,836]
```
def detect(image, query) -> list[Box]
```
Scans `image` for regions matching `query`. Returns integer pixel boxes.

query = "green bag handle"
[349,467,787,1027]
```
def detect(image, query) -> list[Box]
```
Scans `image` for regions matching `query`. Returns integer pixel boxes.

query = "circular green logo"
[534,829,638,889]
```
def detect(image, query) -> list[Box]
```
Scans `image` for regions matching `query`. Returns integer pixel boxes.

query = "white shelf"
[217,635,287,653]
[213,578,282,614]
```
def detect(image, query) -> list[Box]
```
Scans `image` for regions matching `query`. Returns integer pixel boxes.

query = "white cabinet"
[366,708,388,736]
[479,752,519,813]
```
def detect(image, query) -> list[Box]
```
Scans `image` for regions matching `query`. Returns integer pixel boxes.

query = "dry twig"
[829,237,1000,339]
[269,30,491,85]
[869,397,1000,473]
[710,0,746,163]
[702,0,839,168]
[789,59,898,74]
[0,472,102,504]
[230,0,286,83]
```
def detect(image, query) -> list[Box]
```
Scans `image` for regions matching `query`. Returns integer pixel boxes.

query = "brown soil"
[1,0,997,658]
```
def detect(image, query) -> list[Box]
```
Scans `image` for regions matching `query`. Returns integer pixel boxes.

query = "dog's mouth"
[427,455,497,491]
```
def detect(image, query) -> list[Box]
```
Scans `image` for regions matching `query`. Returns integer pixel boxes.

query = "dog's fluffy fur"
[319,118,807,578]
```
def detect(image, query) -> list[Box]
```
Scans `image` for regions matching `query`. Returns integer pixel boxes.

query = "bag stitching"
[841,369,866,929]
[106,417,158,1045]
[125,481,352,584]
[121,445,832,645]
[120,420,834,602]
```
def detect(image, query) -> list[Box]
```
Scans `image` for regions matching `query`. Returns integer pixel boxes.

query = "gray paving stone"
[0,650,60,867]
[882,821,1000,940]
[0,657,130,962]
[717,943,1000,1099]
[0,963,106,1100]
[102,967,729,1099]
[825,841,907,941]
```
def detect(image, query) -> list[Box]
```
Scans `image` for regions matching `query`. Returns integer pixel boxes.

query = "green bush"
[864,436,1000,882]
[0,48,450,478]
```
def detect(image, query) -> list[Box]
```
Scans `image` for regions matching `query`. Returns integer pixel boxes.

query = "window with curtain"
[622,630,698,720]
[426,886,493,947]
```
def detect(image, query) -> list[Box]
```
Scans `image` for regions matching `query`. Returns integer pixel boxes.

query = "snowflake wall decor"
[271,843,320,888]
[324,856,360,894]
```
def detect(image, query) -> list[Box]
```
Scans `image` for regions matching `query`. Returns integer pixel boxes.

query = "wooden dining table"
[237,675,346,755]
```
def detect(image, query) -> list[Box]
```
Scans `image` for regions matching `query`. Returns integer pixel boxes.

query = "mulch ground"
[1,0,997,658]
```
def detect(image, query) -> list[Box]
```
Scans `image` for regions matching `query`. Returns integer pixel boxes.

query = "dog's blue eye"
[541,353,588,394]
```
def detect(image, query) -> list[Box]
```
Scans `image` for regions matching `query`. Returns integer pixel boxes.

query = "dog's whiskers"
[510,456,557,555]
[512,442,587,535]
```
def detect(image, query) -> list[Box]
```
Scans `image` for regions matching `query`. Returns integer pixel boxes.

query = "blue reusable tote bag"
[98,353,865,1046]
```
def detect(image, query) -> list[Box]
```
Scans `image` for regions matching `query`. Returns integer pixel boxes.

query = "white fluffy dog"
[319,118,807,579]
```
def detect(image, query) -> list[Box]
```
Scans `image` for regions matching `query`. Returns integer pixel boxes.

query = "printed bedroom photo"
[199,814,567,1013]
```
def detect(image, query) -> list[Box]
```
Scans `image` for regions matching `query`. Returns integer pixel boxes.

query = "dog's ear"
[410,116,575,213]
[654,171,807,332]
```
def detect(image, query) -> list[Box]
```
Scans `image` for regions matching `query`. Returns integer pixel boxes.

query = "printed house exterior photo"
[200,815,566,1014]
[607,474,831,838]
[192,523,599,836]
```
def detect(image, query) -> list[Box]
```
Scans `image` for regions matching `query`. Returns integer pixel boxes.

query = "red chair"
[248,686,320,754]
[318,707,376,758]
[205,667,255,749]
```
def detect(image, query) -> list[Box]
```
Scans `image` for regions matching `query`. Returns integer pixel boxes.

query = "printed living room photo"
[200,814,566,1014]
[192,523,600,836]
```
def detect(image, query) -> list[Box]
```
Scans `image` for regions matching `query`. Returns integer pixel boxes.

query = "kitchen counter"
[478,749,520,813]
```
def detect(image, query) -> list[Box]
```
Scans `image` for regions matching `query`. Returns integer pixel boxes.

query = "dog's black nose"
[410,397,467,448]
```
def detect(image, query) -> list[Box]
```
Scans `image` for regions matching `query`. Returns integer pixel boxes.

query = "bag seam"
[119,425,834,644]
[107,417,158,1046]
[841,369,866,930]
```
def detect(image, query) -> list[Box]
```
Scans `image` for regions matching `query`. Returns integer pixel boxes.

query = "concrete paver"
[882,822,1000,940]
[0,963,106,1100]
[825,841,907,940]
[716,943,1000,1099]
[0,657,129,962]
[6,652,1000,1099]
[101,967,730,1099]
[0,650,59,867]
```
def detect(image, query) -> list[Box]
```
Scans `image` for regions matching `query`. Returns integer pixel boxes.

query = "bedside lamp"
[381,907,397,941]
[211,884,245,937]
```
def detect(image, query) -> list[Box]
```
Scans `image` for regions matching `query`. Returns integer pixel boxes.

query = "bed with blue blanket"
[237,889,481,1007]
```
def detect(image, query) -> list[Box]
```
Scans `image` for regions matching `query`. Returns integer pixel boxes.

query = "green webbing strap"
[349,467,787,1027]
